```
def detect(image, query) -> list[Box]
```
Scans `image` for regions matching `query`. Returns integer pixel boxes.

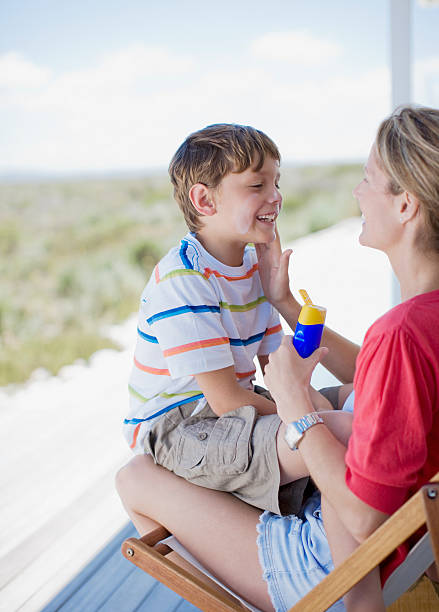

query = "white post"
[390,0,412,108]
[389,0,412,305]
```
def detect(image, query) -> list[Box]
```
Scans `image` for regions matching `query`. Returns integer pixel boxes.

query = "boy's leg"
[316,383,354,411]
[146,401,308,515]
[116,455,274,612]
[339,383,354,409]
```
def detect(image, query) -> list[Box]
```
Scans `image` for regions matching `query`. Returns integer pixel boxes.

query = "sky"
[0,0,438,175]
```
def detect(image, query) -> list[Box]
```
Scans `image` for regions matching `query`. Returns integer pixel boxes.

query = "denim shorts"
[257,491,345,611]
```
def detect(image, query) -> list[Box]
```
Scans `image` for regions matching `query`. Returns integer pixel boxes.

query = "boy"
[123,124,310,515]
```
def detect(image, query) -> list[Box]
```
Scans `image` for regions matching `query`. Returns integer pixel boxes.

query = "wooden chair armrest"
[122,536,249,611]
[139,525,173,555]
[422,483,439,569]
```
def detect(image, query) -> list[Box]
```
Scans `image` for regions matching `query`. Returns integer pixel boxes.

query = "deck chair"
[122,472,439,611]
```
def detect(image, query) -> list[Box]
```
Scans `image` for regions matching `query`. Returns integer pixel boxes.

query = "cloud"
[1,61,389,172]
[0,44,194,110]
[6,45,439,173]
[250,30,342,65]
[50,43,194,94]
[0,52,51,88]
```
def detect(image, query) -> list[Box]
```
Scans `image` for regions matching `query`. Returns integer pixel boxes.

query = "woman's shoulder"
[364,288,439,349]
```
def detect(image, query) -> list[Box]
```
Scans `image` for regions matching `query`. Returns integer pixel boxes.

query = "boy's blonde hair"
[375,105,439,253]
[169,123,280,232]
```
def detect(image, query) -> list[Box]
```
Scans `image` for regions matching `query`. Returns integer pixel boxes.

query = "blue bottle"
[293,301,326,358]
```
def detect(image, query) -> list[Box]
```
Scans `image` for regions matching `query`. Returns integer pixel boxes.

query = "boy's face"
[212,156,282,246]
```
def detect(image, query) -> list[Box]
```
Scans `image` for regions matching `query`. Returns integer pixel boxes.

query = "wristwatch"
[284,412,324,450]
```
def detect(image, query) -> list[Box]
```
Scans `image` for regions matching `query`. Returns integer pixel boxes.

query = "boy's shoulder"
[155,234,208,279]
[155,235,258,281]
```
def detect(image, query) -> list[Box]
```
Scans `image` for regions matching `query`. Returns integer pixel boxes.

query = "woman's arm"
[264,337,388,542]
[321,496,385,611]
[256,233,360,383]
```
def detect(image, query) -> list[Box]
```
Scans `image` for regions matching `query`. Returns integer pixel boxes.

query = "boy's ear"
[189,183,216,216]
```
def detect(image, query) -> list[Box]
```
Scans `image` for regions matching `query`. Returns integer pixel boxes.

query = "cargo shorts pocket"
[176,404,258,479]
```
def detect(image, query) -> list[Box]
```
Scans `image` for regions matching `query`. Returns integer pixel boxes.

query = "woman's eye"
[251,184,263,188]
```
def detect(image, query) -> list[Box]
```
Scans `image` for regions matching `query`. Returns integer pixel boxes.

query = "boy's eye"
[250,184,263,188]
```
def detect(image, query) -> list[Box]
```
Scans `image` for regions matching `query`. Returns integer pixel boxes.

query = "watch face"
[285,423,303,450]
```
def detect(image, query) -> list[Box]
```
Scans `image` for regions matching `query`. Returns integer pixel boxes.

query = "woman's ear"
[399,191,420,224]
[189,184,216,216]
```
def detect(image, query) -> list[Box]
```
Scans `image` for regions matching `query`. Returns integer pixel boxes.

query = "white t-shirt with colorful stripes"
[124,233,283,453]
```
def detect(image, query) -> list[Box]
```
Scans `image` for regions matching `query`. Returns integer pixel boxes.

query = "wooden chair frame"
[122,472,439,611]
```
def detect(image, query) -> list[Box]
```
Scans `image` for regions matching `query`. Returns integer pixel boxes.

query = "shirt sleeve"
[257,305,283,355]
[143,271,234,378]
[345,327,435,514]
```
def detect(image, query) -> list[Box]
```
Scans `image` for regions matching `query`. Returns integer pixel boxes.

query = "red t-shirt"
[345,289,439,583]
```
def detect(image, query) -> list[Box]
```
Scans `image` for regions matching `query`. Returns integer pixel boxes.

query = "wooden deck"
[40,522,199,612]
[0,327,199,611]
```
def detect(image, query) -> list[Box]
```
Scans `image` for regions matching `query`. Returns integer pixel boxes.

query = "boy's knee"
[115,455,147,498]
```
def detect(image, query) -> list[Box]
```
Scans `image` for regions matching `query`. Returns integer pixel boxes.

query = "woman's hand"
[264,335,329,424]
[255,228,295,309]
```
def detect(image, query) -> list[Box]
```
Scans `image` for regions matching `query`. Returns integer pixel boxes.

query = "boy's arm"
[195,366,277,416]
[257,354,269,374]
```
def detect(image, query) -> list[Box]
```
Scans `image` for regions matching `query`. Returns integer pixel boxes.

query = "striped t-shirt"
[124,233,283,453]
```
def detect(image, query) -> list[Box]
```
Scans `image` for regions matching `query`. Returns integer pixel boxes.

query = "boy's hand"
[264,335,328,424]
[255,228,296,309]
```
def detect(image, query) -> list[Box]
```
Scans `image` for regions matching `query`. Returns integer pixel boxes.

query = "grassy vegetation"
[1,163,362,385]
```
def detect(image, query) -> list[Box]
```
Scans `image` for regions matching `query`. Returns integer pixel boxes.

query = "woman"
[116,106,439,611]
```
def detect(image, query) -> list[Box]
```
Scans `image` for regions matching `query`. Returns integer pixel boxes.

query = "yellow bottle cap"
[298,304,327,325]
[299,289,313,305]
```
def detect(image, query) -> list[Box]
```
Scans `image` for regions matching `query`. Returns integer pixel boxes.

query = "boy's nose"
[269,187,282,203]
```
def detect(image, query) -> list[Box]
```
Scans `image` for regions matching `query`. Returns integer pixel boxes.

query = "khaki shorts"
[144,386,308,515]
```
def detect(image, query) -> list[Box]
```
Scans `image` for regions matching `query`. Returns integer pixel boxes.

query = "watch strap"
[285,412,324,450]
[292,412,323,435]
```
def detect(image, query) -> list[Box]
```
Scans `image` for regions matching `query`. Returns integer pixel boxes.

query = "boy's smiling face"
[210,156,281,254]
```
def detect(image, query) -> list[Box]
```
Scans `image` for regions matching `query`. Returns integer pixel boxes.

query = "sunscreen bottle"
[293,290,326,358]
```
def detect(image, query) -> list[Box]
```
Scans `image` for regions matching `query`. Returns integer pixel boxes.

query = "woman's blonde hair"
[375,105,439,253]
[169,124,280,232]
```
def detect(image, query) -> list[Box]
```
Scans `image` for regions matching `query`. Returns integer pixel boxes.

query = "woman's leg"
[116,454,274,612]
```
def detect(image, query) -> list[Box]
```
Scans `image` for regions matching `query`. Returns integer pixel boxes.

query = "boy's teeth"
[257,214,275,221]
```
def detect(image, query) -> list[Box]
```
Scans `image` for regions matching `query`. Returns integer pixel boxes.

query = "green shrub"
[0,163,363,386]
[129,239,161,270]
[0,222,19,255]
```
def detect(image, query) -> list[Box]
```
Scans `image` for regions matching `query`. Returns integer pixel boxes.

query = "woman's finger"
[305,346,329,371]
